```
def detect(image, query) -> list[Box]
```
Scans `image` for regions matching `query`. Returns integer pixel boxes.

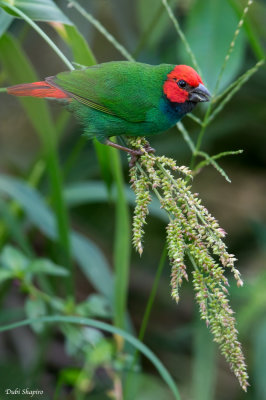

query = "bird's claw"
[129,143,156,167]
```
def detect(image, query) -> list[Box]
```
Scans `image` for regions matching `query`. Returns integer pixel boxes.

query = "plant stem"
[138,244,167,342]
[124,244,167,400]
[0,315,181,400]
[67,0,134,62]
[0,2,74,71]
[110,147,131,331]
[162,0,202,75]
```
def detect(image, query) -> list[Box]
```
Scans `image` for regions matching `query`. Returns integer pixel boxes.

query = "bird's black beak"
[189,83,211,103]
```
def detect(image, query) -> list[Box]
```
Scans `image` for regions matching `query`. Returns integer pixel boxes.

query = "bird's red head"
[163,65,210,104]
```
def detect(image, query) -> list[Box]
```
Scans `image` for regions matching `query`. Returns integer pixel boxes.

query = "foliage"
[0,0,265,398]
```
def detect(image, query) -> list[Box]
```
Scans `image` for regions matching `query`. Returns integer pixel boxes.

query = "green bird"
[7,61,210,158]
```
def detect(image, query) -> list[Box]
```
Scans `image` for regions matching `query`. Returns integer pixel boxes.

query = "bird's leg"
[105,139,155,167]
[105,139,143,156]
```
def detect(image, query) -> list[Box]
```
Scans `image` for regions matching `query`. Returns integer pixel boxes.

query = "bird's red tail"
[7,81,70,99]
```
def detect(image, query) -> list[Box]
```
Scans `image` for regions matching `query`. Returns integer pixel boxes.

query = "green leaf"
[0,198,33,256]
[89,339,113,366]
[136,0,170,50]
[0,245,29,272]
[60,24,96,65]
[227,0,265,60]
[93,140,114,196]
[71,232,114,299]
[253,318,266,399]
[0,315,181,400]
[0,8,13,37]
[0,33,56,143]
[192,318,216,400]
[76,294,111,318]
[1,0,72,24]
[0,174,113,299]
[0,34,73,287]
[64,180,167,222]
[55,22,115,197]
[180,0,245,91]
[0,269,14,283]
[25,297,46,333]
[28,259,69,277]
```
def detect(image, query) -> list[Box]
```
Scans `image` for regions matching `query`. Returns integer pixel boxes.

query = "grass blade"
[208,59,264,125]
[66,0,134,62]
[0,33,73,292]
[0,175,113,298]
[0,315,181,400]
[2,0,72,24]
[227,0,265,60]
[109,148,131,330]
[0,2,74,70]
[161,0,201,75]
[192,317,216,400]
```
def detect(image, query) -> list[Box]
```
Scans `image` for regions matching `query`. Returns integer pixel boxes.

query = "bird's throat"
[161,97,196,124]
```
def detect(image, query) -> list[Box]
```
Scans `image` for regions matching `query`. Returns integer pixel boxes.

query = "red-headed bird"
[7,61,210,157]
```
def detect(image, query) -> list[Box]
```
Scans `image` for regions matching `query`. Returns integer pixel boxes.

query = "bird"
[7,61,210,160]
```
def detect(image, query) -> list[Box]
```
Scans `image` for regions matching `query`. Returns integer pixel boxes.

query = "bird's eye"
[177,80,187,89]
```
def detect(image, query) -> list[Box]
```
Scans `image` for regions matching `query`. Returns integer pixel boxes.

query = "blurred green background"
[0,0,265,399]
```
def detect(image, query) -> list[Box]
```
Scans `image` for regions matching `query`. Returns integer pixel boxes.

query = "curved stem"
[0,315,181,400]
[0,2,74,71]
[67,0,134,62]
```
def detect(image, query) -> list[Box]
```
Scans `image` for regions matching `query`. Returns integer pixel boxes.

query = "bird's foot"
[143,142,155,154]
[129,149,144,168]
[129,143,155,167]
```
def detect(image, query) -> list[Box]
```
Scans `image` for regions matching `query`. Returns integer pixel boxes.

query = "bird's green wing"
[49,61,172,123]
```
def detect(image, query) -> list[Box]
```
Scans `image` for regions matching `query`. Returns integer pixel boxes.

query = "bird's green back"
[52,61,174,123]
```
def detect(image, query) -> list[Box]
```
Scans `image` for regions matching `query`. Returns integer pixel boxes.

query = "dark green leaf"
[0,315,181,400]
[62,24,96,65]
[64,180,167,222]
[25,297,46,333]
[0,175,113,298]
[0,8,13,37]
[0,269,14,283]
[0,245,28,272]
[1,0,72,24]
[28,259,69,277]
[76,294,111,318]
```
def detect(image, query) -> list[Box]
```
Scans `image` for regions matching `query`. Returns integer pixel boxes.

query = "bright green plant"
[0,0,265,398]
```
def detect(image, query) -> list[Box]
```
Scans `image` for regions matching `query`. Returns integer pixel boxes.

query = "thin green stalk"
[63,135,87,179]
[0,315,181,400]
[0,10,74,293]
[125,245,167,400]
[208,59,264,125]
[194,150,243,177]
[187,113,203,126]
[0,87,7,92]
[0,2,74,71]
[227,0,265,60]
[177,122,196,153]
[214,0,253,93]
[66,0,134,62]
[196,151,231,183]
[138,245,167,343]
[161,0,202,75]
[110,148,131,330]
[190,104,213,170]
[133,2,165,57]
